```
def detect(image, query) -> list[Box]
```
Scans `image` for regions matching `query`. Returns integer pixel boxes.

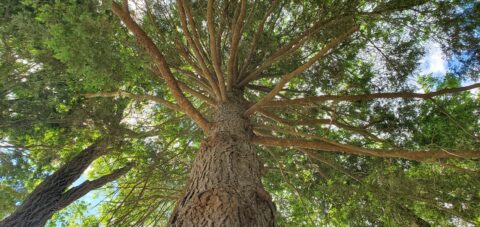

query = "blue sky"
[419,42,447,77]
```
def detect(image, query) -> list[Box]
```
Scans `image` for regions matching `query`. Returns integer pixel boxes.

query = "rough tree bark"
[169,90,276,226]
[0,139,132,227]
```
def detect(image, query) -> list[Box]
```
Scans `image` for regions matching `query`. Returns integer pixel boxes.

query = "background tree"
[1,0,479,226]
[1,1,136,225]
[0,137,133,227]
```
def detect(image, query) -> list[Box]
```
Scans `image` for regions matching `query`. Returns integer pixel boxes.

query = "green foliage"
[1,0,479,226]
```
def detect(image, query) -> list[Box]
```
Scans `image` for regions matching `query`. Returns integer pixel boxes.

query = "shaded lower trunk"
[406,207,431,227]
[169,97,276,226]
[412,216,431,227]
[0,138,131,227]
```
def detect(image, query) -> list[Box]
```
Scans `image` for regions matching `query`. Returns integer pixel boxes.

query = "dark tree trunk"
[0,139,131,227]
[413,216,431,227]
[399,205,431,227]
[169,93,276,226]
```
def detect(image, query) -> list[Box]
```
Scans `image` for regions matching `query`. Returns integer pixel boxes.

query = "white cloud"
[419,42,447,76]
[128,0,147,21]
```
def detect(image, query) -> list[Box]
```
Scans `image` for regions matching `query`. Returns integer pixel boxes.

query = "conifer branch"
[263,83,480,107]
[207,0,227,101]
[112,2,211,132]
[244,26,359,116]
[238,0,278,79]
[175,0,222,102]
[226,0,247,91]
[238,16,354,86]
[252,136,480,161]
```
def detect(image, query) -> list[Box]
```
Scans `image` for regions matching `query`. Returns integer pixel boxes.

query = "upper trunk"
[169,92,276,226]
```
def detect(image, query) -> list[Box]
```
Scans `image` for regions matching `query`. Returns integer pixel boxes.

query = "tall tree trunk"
[169,92,276,226]
[0,138,131,227]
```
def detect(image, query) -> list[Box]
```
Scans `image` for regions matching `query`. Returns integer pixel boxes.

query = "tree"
[0,138,132,227]
[0,1,135,225]
[1,0,480,226]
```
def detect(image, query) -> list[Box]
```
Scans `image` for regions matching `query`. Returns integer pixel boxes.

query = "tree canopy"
[1,0,479,226]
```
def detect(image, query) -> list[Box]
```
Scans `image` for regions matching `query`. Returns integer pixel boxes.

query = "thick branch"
[174,40,211,84]
[253,136,341,153]
[260,114,384,142]
[216,1,229,61]
[237,2,429,86]
[59,163,133,209]
[238,16,354,86]
[252,136,480,161]
[177,81,216,106]
[226,0,247,91]
[244,26,359,116]
[176,0,222,101]
[263,83,480,107]
[256,129,361,182]
[112,2,211,132]
[238,1,277,79]
[184,2,211,68]
[172,66,215,97]
[35,139,108,195]
[207,0,227,101]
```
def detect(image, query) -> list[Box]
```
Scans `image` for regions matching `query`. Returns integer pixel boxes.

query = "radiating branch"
[238,16,354,86]
[252,136,480,161]
[238,1,278,79]
[244,26,359,116]
[172,67,215,97]
[111,2,211,132]
[263,83,480,107]
[176,0,222,101]
[184,3,210,64]
[177,82,216,106]
[226,0,247,91]
[258,127,362,181]
[285,118,384,142]
[237,2,430,87]
[207,0,227,101]
[174,40,208,79]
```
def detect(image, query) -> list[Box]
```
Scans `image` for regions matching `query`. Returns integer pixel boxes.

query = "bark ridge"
[170,94,275,226]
